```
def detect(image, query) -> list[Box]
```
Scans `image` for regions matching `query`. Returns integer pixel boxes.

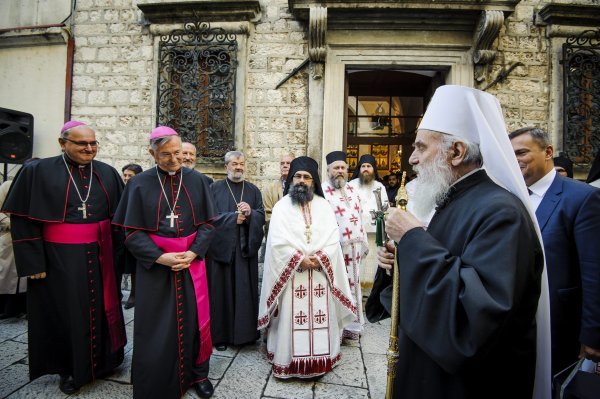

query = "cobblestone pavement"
[0,292,390,399]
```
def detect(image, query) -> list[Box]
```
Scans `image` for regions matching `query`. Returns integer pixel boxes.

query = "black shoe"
[59,375,79,395]
[215,344,227,351]
[194,379,214,398]
[123,298,135,309]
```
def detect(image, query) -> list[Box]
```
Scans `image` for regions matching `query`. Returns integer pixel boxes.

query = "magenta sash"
[42,220,126,353]
[148,232,212,364]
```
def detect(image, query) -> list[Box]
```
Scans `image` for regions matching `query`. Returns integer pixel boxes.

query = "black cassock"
[112,166,216,399]
[208,179,264,346]
[367,170,544,399]
[1,156,125,388]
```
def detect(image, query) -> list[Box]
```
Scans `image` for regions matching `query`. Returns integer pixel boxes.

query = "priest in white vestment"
[348,154,388,285]
[258,156,357,379]
[322,151,368,340]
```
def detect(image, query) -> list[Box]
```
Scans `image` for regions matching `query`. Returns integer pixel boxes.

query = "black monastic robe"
[208,178,265,346]
[369,170,544,399]
[1,155,125,388]
[112,166,216,399]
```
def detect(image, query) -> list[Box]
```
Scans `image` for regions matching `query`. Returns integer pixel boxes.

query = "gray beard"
[227,171,244,182]
[330,175,346,189]
[289,183,314,206]
[410,152,457,220]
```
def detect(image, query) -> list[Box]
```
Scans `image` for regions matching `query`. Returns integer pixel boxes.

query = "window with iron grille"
[157,22,238,159]
[562,29,600,166]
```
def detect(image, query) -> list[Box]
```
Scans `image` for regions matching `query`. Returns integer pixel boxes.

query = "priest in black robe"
[1,121,126,394]
[112,127,217,399]
[208,151,265,350]
[370,86,551,398]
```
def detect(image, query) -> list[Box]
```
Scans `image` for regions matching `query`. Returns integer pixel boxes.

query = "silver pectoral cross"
[78,203,87,219]
[166,211,178,228]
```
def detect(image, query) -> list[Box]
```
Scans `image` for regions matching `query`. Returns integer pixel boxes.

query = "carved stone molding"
[137,0,261,24]
[308,6,327,80]
[0,27,68,48]
[473,10,504,82]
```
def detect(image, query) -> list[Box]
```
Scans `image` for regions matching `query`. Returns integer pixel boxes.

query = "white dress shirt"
[528,169,556,211]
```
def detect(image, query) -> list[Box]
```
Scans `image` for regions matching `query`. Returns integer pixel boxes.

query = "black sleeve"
[10,215,46,277]
[124,229,163,270]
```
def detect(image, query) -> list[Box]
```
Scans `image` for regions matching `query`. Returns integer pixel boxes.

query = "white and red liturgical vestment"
[322,180,368,339]
[258,195,357,378]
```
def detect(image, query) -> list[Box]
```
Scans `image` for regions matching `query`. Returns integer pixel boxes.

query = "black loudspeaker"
[0,107,34,164]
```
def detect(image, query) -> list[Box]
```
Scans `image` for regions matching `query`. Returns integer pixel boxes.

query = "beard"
[330,175,346,189]
[410,150,457,221]
[359,171,374,185]
[227,170,244,182]
[289,182,314,206]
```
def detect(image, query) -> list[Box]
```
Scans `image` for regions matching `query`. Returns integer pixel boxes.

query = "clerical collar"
[63,153,91,169]
[227,178,244,184]
[156,166,182,176]
[436,169,486,210]
[451,168,481,187]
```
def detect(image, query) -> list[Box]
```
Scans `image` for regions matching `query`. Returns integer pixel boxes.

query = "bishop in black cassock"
[112,127,217,399]
[1,121,126,394]
[208,151,265,349]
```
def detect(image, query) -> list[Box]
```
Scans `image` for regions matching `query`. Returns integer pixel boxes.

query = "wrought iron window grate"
[157,21,238,158]
[562,29,600,165]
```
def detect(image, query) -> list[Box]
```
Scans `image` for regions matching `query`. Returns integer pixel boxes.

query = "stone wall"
[69,0,310,189]
[71,0,154,172]
[64,0,597,184]
[243,0,308,189]
[482,0,551,134]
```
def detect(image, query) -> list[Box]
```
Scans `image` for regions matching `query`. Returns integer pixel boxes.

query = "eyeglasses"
[62,138,99,147]
[293,173,313,181]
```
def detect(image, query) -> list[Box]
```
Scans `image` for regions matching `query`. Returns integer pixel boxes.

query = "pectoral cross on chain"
[78,203,87,219]
[304,225,311,244]
[166,211,178,228]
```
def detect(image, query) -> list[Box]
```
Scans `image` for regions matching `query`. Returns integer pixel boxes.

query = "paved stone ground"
[0,291,390,399]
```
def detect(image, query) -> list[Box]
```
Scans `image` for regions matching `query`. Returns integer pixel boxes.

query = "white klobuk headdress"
[420,85,550,399]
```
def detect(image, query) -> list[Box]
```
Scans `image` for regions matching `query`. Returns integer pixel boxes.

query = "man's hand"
[29,272,46,280]
[157,251,198,271]
[377,242,396,271]
[173,250,197,271]
[300,255,318,271]
[236,212,246,224]
[385,208,424,242]
[580,344,600,363]
[238,201,252,217]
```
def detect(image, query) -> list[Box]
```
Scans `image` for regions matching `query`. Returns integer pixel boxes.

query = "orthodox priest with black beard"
[1,121,126,395]
[373,86,551,399]
[207,151,265,351]
[258,156,356,378]
[112,126,217,399]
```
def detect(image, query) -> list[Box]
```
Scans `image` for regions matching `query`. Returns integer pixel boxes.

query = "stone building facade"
[1,0,599,183]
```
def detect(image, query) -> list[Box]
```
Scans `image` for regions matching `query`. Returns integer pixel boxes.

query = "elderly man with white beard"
[258,156,356,378]
[322,151,368,340]
[372,85,551,399]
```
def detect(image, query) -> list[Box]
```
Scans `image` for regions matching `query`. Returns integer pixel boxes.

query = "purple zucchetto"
[150,126,178,140]
[60,120,87,134]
